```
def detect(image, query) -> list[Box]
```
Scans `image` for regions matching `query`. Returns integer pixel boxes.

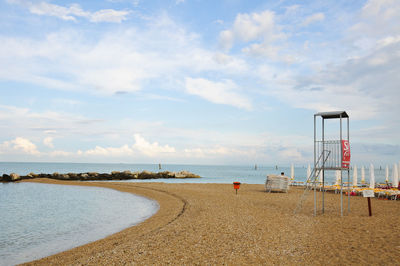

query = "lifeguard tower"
[295,111,350,216]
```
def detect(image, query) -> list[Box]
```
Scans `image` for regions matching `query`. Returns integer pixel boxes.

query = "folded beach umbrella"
[369,164,375,189]
[385,165,389,183]
[398,161,400,185]
[352,165,358,187]
[361,166,365,184]
[335,170,341,185]
[291,163,294,180]
[319,170,323,184]
[307,163,311,179]
[393,164,399,188]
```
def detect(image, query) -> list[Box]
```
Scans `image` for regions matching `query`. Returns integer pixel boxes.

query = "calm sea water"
[0,182,158,265]
[0,162,391,184]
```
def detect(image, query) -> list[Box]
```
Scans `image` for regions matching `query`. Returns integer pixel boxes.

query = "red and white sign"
[341,140,350,168]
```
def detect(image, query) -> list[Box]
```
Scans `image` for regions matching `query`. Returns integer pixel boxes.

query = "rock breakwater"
[1,170,200,182]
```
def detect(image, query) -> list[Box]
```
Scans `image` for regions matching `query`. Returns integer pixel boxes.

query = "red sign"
[341,140,350,168]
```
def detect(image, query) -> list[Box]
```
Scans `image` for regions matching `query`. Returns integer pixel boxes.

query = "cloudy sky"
[0,0,399,165]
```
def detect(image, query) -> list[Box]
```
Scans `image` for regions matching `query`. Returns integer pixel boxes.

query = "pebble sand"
[21,179,399,265]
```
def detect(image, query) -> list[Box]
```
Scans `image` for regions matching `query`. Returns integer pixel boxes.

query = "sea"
[0,162,392,265]
[0,179,158,265]
[0,161,391,184]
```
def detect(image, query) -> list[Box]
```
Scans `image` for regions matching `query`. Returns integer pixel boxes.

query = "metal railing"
[315,140,343,170]
[294,150,331,214]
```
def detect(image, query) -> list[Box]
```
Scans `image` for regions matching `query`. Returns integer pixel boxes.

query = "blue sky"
[0,0,399,165]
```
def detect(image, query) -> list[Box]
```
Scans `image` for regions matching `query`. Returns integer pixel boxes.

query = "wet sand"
[21,179,400,265]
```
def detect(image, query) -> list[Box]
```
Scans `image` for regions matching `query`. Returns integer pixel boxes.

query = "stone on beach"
[1,170,201,182]
[1,173,21,182]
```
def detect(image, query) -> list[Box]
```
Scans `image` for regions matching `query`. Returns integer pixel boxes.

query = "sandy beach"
[20,179,399,265]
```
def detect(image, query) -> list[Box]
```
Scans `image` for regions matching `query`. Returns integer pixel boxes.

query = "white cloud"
[183,146,246,159]
[232,10,275,42]
[350,0,400,44]
[253,0,400,123]
[219,10,278,51]
[84,145,134,156]
[0,137,40,155]
[0,104,104,142]
[8,0,130,23]
[49,150,73,157]
[266,38,400,120]
[89,9,130,23]
[377,35,400,48]
[219,30,234,50]
[278,148,303,161]
[218,9,288,61]
[301,12,325,27]
[132,134,175,157]
[28,2,79,21]
[185,77,252,110]
[0,14,250,95]
[11,137,39,155]
[43,137,54,148]
[361,0,400,21]
[284,5,300,15]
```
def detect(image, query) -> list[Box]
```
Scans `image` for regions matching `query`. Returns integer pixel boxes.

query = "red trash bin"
[233,182,241,194]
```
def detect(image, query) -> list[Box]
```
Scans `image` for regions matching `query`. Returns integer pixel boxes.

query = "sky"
[0,0,399,166]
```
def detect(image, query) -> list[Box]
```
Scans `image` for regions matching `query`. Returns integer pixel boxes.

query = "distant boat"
[254,164,257,170]
[158,163,161,170]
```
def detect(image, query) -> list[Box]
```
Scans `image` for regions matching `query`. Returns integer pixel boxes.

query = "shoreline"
[20,179,400,265]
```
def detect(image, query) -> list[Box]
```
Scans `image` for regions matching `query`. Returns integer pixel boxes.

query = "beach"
[21,179,399,265]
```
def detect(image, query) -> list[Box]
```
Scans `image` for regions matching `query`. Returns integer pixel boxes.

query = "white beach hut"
[369,164,375,189]
[352,165,358,187]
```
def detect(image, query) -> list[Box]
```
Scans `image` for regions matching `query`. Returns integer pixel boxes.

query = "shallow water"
[0,182,159,265]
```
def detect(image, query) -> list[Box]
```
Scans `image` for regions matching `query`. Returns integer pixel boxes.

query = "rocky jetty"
[1,170,201,182]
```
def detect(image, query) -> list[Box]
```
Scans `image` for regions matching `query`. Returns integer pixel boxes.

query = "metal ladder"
[294,150,331,214]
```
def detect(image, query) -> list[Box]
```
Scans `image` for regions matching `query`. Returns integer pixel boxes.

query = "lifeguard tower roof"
[314,111,349,119]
